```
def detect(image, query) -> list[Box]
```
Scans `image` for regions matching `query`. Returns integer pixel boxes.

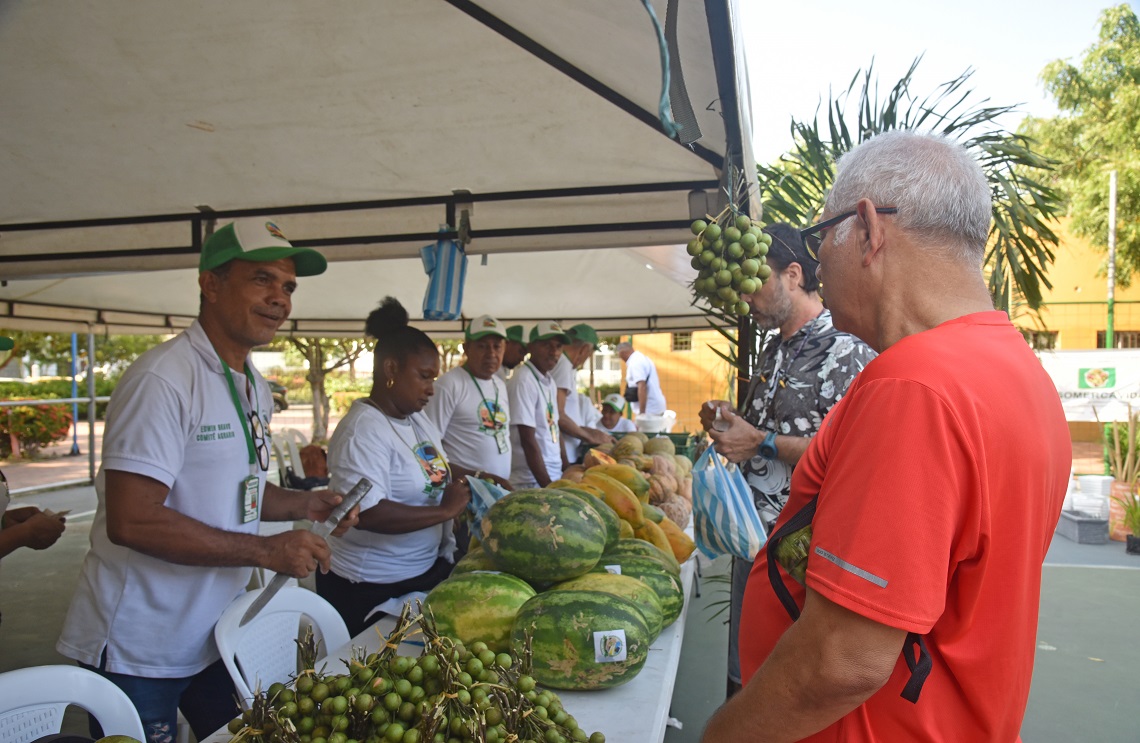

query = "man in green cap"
[508,322,569,487]
[496,324,527,383]
[57,219,359,743]
[552,323,614,465]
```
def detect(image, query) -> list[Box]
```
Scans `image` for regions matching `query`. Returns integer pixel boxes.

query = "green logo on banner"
[1079,368,1115,388]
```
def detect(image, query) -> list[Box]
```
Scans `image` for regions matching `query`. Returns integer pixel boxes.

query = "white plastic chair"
[0,665,145,743]
[215,586,350,708]
[278,428,310,478]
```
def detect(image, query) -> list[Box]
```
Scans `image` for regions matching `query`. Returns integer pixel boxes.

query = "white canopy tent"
[0,0,757,337]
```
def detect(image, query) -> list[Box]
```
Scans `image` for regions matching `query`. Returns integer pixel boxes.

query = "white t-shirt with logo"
[423,366,511,480]
[328,402,453,584]
[57,320,270,677]
[508,362,562,488]
[625,350,667,415]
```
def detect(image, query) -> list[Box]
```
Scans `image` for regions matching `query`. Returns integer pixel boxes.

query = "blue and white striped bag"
[691,445,767,560]
[465,475,509,538]
[421,235,468,320]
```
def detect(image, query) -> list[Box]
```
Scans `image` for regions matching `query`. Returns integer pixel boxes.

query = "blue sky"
[739,0,1133,163]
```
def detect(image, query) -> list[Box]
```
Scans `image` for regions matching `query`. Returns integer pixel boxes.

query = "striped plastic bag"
[421,234,468,320]
[465,475,508,538]
[691,444,767,560]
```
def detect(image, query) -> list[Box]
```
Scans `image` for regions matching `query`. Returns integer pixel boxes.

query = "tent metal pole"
[87,330,97,483]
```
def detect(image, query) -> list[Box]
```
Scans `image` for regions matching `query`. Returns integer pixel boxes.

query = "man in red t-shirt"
[701,131,1070,743]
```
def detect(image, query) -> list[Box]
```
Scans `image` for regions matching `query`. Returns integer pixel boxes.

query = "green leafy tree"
[1023,4,1140,282]
[284,337,373,442]
[0,330,166,377]
[757,58,1063,312]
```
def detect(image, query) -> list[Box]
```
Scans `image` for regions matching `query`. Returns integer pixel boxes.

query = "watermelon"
[511,590,649,690]
[480,489,607,583]
[450,543,497,575]
[551,571,664,642]
[424,572,536,652]
[592,554,685,627]
[557,486,621,549]
[604,538,681,576]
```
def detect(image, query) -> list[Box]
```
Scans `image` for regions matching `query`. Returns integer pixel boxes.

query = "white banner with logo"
[1037,349,1140,422]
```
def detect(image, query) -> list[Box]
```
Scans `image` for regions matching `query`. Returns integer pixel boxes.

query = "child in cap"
[599,393,636,434]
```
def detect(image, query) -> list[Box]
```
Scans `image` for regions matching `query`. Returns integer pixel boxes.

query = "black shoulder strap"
[764,494,932,704]
[766,496,818,620]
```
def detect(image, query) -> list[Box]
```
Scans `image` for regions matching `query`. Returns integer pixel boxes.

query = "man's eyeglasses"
[800,207,898,260]
[248,412,270,472]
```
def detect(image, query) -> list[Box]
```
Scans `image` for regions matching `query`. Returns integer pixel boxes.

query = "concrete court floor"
[1,485,1137,742]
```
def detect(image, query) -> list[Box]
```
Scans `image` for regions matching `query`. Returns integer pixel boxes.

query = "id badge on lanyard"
[240,474,261,523]
[546,402,559,443]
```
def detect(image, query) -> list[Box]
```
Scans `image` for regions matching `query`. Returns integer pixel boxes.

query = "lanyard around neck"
[525,361,553,406]
[463,365,501,415]
[217,352,260,467]
[365,398,452,486]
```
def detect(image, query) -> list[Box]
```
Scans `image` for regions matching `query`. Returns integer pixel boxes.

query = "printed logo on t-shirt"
[545,402,559,443]
[414,441,449,497]
[477,400,507,433]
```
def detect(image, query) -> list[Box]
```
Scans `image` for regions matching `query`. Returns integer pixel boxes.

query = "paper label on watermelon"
[603,564,622,575]
[593,629,628,663]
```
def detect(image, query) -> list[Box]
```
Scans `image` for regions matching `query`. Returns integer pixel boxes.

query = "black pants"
[316,557,453,637]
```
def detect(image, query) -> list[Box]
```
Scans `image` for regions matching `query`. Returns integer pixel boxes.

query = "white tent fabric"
[0,0,756,336]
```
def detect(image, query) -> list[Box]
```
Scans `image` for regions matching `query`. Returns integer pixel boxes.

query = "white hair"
[827,131,992,263]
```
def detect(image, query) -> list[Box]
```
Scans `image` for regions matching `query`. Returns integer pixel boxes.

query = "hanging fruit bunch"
[686,207,771,316]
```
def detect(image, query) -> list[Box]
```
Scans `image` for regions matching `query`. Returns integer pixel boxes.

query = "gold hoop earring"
[386,377,395,389]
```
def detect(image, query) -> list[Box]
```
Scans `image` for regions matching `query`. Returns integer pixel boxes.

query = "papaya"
[585,463,650,499]
[561,464,587,482]
[644,436,676,456]
[582,472,644,527]
[618,519,635,538]
[583,448,617,468]
[657,517,696,564]
[640,501,665,524]
[548,478,580,490]
[633,518,674,559]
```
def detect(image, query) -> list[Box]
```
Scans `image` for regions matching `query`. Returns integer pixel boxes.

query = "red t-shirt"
[740,311,1070,742]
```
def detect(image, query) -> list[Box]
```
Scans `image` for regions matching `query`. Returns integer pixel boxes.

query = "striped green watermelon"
[556,486,621,549]
[450,543,497,575]
[424,572,536,652]
[604,538,681,575]
[592,554,685,627]
[480,489,607,583]
[511,590,649,690]
[551,571,664,642]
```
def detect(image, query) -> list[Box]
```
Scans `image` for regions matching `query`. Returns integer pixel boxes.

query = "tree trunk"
[306,343,330,442]
[348,357,356,382]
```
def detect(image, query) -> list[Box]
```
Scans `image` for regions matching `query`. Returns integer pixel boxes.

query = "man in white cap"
[424,315,513,490]
[57,219,359,743]
[552,323,615,465]
[508,322,569,488]
[598,393,636,435]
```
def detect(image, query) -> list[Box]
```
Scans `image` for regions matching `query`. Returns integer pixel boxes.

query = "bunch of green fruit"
[226,604,605,743]
[686,211,771,315]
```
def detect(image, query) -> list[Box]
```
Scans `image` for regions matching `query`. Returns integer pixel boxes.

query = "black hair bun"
[365,297,410,339]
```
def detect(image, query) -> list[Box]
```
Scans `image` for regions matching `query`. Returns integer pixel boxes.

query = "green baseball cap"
[0,336,12,352]
[529,321,571,344]
[505,325,525,344]
[200,218,328,277]
[568,323,599,350]
[465,315,508,341]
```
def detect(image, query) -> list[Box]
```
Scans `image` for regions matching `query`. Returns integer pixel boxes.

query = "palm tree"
[757,57,1063,313]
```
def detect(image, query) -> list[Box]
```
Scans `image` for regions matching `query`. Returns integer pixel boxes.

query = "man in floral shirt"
[701,222,875,698]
